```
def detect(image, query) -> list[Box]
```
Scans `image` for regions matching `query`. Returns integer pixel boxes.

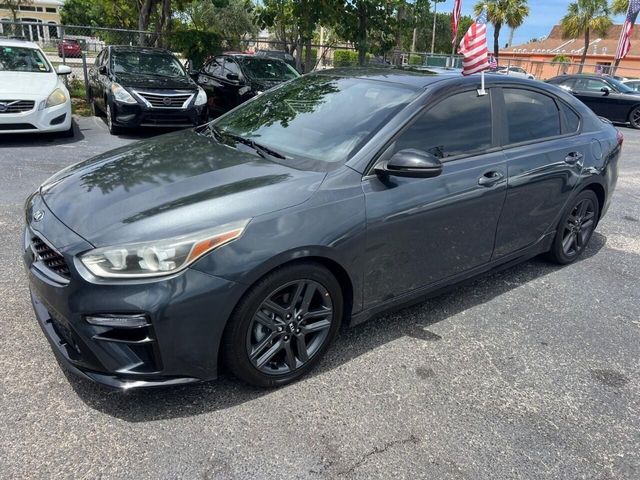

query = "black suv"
[88,46,208,134]
[192,53,300,117]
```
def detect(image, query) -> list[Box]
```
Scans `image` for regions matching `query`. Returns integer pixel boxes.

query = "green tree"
[560,0,611,73]
[610,0,629,15]
[184,0,257,50]
[473,0,530,62]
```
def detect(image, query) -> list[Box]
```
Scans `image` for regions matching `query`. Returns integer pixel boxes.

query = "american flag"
[459,10,490,76]
[451,0,462,43]
[489,55,498,68]
[615,0,640,61]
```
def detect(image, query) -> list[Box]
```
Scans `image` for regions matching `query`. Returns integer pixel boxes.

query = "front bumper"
[24,195,242,389]
[0,101,71,134]
[111,99,208,129]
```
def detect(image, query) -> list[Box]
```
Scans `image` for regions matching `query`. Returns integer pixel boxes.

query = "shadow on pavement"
[0,120,86,147]
[68,233,608,422]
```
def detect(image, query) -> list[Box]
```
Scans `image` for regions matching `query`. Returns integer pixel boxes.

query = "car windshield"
[0,46,51,73]
[608,77,635,93]
[240,57,299,80]
[112,51,186,77]
[214,75,418,165]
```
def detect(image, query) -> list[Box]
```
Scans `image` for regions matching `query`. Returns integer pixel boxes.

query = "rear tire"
[629,106,640,129]
[546,190,599,265]
[222,262,343,387]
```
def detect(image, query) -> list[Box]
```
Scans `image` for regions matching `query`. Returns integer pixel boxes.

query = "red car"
[57,39,82,58]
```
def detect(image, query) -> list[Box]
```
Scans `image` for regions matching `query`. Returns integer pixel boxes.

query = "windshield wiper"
[219,129,286,160]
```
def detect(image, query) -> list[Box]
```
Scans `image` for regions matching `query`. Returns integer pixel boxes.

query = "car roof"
[109,45,172,55]
[314,67,543,90]
[0,38,40,49]
[549,74,615,81]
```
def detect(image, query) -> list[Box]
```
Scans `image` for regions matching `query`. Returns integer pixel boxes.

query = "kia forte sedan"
[24,70,620,389]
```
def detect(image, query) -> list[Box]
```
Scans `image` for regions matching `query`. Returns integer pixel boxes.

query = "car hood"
[0,71,58,96]
[40,130,326,247]
[115,73,197,90]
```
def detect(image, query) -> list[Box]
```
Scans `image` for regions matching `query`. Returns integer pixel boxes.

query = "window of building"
[46,7,57,13]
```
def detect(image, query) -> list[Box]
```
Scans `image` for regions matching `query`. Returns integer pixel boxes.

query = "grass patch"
[71,98,92,117]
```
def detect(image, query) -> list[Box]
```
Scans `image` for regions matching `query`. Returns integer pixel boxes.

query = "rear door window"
[205,57,224,77]
[503,89,561,144]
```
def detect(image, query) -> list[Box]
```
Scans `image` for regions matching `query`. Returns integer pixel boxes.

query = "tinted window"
[223,58,241,77]
[575,78,610,92]
[215,75,418,165]
[240,57,299,80]
[504,89,561,144]
[394,90,493,159]
[560,102,580,133]
[112,50,186,77]
[205,57,224,77]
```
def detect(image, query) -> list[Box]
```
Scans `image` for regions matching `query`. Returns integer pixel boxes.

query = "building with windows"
[0,1,65,42]
[500,24,640,80]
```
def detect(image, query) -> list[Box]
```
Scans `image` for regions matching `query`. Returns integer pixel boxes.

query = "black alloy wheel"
[630,106,640,129]
[222,262,342,387]
[547,190,599,264]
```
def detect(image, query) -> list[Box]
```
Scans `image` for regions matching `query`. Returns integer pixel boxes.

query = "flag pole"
[478,70,487,96]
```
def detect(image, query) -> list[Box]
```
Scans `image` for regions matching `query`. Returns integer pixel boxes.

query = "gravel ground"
[0,117,638,479]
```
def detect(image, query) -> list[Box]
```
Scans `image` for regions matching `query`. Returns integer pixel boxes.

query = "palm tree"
[560,0,612,73]
[473,0,530,63]
[610,0,629,15]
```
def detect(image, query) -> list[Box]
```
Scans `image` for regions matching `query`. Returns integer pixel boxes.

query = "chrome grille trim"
[132,90,195,109]
[0,100,36,114]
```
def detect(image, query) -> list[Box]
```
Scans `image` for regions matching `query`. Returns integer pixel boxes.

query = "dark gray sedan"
[24,70,621,389]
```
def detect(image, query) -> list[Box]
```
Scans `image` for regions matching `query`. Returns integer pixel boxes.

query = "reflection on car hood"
[115,72,196,90]
[40,130,326,246]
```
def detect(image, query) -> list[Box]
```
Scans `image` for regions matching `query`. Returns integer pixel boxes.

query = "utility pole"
[430,0,438,55]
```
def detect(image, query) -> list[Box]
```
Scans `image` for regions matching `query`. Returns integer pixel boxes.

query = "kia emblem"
[33,210,45,222]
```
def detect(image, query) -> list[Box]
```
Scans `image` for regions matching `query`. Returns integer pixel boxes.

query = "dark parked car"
[57,39,82,58]
[192,53,300,116]
[88,46,208,134]
[24,71,620,389]
[547,74,640,128]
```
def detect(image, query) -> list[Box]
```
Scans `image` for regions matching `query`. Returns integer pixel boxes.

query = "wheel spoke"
[288,281,306,310]
[301,319,331,334]
[299,282,317,314]
[255,310,279,330]
[254,339,284,368]
[304,307,333,320]
[263,299,286,319]
[577,200,588,218]
[575,230,584,248]
[581,219,595,232]
[295,335,309,363]
[283,342,297,370]
[583,211,595,222]
[562,232,576,252]
[249,332,277,362]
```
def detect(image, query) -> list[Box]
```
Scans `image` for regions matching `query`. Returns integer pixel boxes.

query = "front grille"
[0,123,36,130]
[0,100,35,113]
[134,91,193,108]
[31,235,70,279]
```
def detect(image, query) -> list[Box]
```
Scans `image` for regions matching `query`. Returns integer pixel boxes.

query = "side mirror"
[56,65,72,75]
[601,86,611,96]
[98,65,107,75]
[376,149,443,178]
[226,72,240,81]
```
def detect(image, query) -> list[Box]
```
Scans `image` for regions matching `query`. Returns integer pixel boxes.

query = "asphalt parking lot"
[1,116,638,479]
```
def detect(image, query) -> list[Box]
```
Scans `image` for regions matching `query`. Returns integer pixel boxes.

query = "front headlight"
[45,88,67,108]
[194,87,207,106]
[111,82,137,104]
[80,220,249,279]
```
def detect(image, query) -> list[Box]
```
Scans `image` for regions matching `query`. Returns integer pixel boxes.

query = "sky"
[436,0,626,48]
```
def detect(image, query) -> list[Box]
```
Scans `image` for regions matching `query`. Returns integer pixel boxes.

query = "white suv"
[0,39,73,136]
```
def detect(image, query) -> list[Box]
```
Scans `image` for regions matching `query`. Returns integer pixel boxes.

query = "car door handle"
[564,152,584,165]
[478,171,504,187]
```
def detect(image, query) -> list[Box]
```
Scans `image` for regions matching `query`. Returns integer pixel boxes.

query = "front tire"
[546,190,599,265]
[222,262,343,387]
[629,106,640,129]
[106,103,122,135]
